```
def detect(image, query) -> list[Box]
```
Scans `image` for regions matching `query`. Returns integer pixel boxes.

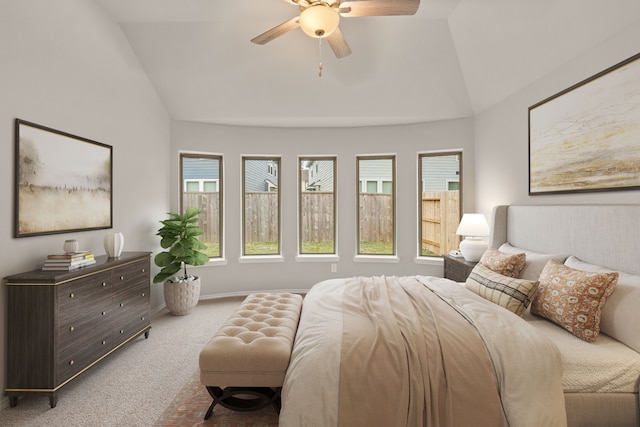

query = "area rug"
[153,370,279,427]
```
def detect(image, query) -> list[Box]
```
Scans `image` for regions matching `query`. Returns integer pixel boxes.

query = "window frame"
[179,152,224,260]
[241,156,282,257]
[417,150,463,259]
[356,154,396,257]
[298,156,337,256]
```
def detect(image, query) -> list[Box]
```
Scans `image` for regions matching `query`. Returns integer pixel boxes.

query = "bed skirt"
[565,392,639,427]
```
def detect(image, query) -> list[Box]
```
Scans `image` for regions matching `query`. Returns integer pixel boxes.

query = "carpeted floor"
[0,296,278,427]
[154,370,278,427]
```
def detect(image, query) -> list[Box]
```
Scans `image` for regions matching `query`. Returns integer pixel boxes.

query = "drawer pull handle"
[141,268,146,273]
[120,276,124,281]
[141,316,145,321]
[102,340,107,345]
[69,326,75,332]
[69,360,74,366]
[141,293,145,297]
[69,293,75,299]
[102,282,107,287]
[120,330,124,334]
[120,303,124,307]
[102,311,106,316]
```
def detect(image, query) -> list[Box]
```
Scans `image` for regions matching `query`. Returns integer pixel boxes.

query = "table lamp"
[456,213,490,262]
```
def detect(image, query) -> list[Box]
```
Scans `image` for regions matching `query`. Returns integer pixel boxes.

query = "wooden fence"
[185,190,459,252]
[300,192,334,243]
[183,192,221,242]
[359,193,393,242]
[421,190,460,255]
[243,192,279,242]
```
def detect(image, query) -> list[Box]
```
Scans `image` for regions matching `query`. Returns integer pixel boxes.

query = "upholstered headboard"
[489,205,640,276]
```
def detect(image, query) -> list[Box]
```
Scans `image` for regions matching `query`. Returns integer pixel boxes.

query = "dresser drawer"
[57,271,112,311]
[113,314,150,347]
[58,306,113,351]
[57,330,113,383]
[112,259,149,291]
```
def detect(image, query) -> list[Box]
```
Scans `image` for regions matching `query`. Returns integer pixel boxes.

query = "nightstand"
[443,254,478,282]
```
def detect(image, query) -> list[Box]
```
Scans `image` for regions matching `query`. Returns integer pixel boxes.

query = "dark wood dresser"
[443,254,478,282]
[4,251,152,408]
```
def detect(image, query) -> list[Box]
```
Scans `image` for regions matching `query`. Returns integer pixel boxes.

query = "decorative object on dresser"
[443,253,477,282]
[154,207,209,316]
[62,239,80,254]
[4,252,151,408]
[455,213,490,262]
[104,231,125,258]
[42,250,96,271]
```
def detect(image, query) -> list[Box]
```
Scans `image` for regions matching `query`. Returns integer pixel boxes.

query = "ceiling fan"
[251,0,421,59]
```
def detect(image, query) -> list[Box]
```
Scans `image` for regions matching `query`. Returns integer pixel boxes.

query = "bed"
[279,204,640,427]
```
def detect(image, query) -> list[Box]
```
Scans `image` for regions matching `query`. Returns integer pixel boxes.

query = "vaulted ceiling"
[96,0,640,127]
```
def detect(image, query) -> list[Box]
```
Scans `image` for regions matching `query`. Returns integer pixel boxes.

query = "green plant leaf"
[153,208,208,282]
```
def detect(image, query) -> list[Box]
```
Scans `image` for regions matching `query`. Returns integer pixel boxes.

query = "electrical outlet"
[331,263,337,273]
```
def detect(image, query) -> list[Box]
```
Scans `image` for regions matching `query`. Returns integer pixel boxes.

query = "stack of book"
[42,251,96,271]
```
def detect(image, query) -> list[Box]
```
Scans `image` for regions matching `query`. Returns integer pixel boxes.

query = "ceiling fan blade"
[339,0,420,17]
[327,27,351,58]
[251,17,300,45]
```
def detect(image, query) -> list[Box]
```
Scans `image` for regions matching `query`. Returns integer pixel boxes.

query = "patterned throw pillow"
[465,263,539,316]
[479,248,526,278]
[531,259,618,343]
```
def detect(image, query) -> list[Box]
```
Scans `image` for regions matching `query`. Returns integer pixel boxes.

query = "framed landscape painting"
[14,119,113,237]
[529,52,640,195]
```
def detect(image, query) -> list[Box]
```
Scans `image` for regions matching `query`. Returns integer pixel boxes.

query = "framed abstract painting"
[529,52,640,195]
[14,119,113,237]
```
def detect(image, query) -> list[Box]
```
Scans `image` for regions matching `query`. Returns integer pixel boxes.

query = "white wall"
[475,21,640,220]
[0,0,170,404]
[171,119,476,297]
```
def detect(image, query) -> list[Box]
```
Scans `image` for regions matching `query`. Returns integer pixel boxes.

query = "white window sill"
[414,256,443,266]
[295,255,340,262]
[238,255,285,264]
[353,255,399,264]
[205,258,228,266]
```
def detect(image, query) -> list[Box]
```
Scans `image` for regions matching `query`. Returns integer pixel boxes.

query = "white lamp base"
[459,237,488,262]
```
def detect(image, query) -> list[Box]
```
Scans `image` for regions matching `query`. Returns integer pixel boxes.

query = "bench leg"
[204,386,281,420]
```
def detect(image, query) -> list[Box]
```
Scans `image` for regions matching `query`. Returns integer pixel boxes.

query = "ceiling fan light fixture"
[299,5,340,38]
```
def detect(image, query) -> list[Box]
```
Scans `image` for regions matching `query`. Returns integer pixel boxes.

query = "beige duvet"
[279,276,567,427]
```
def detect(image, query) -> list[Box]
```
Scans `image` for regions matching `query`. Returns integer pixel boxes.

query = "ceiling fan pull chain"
[318,38,323,78]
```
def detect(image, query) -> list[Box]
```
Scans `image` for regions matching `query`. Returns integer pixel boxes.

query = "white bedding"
[525,311,640,393]
[280,276,567,427]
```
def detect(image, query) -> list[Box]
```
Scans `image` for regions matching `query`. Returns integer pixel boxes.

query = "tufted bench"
[199,292,303,419]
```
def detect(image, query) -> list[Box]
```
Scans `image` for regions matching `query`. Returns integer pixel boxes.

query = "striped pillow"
[465,263,539,316]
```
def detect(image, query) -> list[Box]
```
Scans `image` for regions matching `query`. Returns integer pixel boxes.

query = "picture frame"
[528,52,640,195]
[14,119,113,237]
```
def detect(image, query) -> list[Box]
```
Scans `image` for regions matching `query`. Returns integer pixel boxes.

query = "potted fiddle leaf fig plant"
[154,207,209,315]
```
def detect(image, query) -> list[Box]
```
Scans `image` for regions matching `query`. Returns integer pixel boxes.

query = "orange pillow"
[531,260,618,342]
[479,248,526,278]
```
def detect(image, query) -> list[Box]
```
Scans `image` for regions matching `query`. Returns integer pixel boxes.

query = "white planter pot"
[104,232,125,258]
[163,276,201,316]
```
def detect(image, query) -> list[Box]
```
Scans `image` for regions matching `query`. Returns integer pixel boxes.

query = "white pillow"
[564,256,640,353]
[498,243,568,281]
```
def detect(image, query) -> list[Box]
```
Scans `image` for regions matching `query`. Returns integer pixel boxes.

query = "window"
[243,157,281,256]
[418,152,462,257]
[299,157,336,255]
[180,153,223,258]
[357,156,395,256]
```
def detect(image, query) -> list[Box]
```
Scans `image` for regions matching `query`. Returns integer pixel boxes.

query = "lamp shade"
[456,213,490,237]
[456,214,490,262]
[299,5,340,38]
